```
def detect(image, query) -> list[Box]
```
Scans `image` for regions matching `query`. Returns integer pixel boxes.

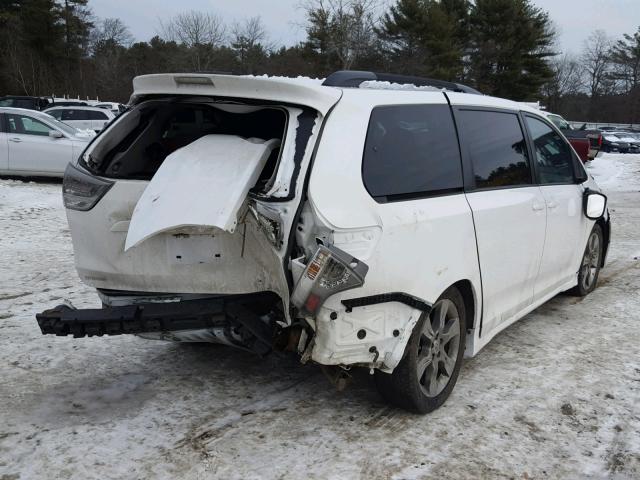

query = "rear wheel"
[569,224,603,296]
[374,286,466,413]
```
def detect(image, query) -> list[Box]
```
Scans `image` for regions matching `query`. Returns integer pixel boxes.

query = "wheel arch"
[450,279,477,333]
[595,216,610,267]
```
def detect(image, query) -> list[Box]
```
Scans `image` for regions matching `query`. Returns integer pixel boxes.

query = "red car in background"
[542,112,602,162]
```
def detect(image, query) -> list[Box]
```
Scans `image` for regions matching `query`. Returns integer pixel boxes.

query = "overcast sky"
[91,0,640,54]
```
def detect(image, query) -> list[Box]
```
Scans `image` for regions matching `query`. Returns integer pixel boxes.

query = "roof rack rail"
[322,70,481,95]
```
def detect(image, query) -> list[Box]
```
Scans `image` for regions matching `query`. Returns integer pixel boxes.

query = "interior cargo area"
[82,100,288,190]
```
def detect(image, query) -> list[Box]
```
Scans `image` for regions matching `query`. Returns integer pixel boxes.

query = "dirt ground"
[0,154,639,480]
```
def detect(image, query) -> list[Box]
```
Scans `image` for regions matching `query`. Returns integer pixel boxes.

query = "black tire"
[374,286,466,413]
[569,223,604,297]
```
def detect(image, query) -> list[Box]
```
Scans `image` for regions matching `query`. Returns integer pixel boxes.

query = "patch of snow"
[359,80,443,92]
[587,153,640,192]
[241,74,325,86]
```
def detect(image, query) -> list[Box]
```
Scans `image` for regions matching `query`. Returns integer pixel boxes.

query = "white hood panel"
[125,134,279,251]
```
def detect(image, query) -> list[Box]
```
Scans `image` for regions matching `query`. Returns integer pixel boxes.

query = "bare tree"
[303,0,380,69]
[231,16,271,74]
[91,18,134,49]
[232,16,268,49]
[542,53,584,110]
[157,10,227,71]
[581,30,615,97]
[158,10,226,48]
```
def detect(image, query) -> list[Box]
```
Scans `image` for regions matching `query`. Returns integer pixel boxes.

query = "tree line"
[1,0,639,123]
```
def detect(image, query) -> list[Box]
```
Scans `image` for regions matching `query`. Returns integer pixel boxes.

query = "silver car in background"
[0,107,94,177]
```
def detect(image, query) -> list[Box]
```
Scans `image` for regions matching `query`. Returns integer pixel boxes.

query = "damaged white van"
[37,71,610,413]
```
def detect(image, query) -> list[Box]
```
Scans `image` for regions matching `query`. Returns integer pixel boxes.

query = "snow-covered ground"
[1,154,639,480]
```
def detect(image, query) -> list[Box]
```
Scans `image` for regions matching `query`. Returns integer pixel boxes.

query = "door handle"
[9,137,21,143]
[532,202,545,211]
[547,201,558,210]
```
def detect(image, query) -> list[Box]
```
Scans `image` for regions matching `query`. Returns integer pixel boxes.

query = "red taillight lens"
[291,243,369,317]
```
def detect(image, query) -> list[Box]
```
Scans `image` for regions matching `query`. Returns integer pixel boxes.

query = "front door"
[6,113,72,174]
[523,115,589,299]
[455,108,547,337]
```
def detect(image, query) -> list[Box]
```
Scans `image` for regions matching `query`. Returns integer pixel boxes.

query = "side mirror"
[584,189,607,220]
[49,130,63,139]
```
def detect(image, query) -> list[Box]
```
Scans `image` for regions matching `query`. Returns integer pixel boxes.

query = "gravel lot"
[1,154,639,480]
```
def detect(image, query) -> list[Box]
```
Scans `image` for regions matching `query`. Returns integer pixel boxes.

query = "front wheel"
[374,286,466,413]
[569,224,603,296]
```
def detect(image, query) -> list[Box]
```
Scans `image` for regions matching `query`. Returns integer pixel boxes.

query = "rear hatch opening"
[82,99,289,190]
[62,96,325,321]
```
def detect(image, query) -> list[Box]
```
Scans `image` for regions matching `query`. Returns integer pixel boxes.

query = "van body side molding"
[341,292,432,313]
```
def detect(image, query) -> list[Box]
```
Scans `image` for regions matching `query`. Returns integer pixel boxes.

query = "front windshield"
[548,114,571,130]
[40,113,81,136]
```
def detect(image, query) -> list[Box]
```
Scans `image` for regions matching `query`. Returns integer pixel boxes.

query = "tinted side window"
[88,110,108,120]
[74,110,89,120]
[48,110,63,120]
[362,104,462,201]
[525,116,575,184]
[61,110,76,121]
[458,110,532,189]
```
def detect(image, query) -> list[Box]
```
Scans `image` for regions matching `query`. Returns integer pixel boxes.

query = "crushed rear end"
[36,74,368,356]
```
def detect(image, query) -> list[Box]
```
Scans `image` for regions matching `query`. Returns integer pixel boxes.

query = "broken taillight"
[291,243,369,317]
[63,163,114,211]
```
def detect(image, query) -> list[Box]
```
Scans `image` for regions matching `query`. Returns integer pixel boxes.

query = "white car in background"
[0,107,94,177]
[44,106,115,132]
[94,102,125,116]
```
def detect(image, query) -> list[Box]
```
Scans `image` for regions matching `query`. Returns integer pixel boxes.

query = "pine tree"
[610,27,640,123]
[467,0,555,100]
[611,27,640,92]
[378,0,468,80]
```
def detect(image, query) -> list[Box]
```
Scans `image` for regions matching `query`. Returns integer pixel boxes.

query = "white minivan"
[37,72,610,413]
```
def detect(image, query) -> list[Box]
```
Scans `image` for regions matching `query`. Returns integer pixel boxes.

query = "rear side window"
[61,110,76,121]
[525,116,575,184]
[47,110,63,120]
[87,110,108,120]
[458,110,531,189]
[362,104,463,202]
[63,110,90,120]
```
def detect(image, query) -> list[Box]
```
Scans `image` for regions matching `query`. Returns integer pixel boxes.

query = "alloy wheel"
[416,299,461,397]
[581,231,601,291]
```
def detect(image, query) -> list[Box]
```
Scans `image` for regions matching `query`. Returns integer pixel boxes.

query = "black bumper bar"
[35,297,275,354]
[36,299,226,338]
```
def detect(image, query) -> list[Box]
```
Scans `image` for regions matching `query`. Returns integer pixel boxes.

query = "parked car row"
[0,95,126,115]
[600,130,640,153]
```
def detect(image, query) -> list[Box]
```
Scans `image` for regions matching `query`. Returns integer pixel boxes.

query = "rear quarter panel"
[307,91,483,366]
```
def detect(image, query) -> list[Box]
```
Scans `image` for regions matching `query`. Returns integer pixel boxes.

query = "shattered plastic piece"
[125,134,279,250]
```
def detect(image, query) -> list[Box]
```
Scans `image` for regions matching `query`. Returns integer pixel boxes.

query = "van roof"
[131,73,343,115]
[130,73,544,118]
